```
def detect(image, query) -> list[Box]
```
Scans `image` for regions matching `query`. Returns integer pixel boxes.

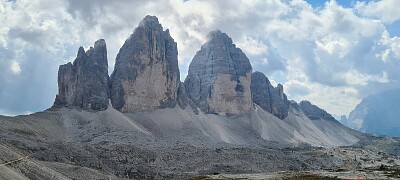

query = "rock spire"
[54,39,109,110]
[184,30,253,115]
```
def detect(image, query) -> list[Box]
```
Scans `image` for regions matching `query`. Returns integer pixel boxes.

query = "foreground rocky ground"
[0,107,399,179]
[191,144,400,179]
[1,136,399,179]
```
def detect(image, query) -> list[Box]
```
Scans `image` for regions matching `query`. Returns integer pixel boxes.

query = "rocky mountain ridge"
[251,71,289,119]
[54,16,336,123]
[50,15,355,143]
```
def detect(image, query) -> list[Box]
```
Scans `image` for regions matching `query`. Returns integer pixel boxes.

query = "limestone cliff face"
[251,71,289,119]
[110,15,180,112]
[54,39,109,111]
[184,30,253,115]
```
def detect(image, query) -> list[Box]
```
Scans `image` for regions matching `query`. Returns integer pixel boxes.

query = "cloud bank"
[1,0,399,116]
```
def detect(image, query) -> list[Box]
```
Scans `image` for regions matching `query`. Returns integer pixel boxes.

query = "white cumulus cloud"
[356,0,400,24]
[0,0,400,116]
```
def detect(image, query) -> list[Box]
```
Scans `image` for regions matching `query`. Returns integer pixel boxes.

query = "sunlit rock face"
[184,30,253,115]
[54,39,109,111]
[110,15,180,112]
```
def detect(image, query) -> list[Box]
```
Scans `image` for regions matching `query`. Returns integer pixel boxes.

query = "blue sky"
[307,0,357,7]
[1,0,400,117]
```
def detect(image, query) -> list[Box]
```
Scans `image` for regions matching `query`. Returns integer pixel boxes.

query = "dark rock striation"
[184,30,253,115]
[53,39,109,111]
[299,101,336,121]
[110,15,180,112]
[176,82,189,109]
[250,71,289,119]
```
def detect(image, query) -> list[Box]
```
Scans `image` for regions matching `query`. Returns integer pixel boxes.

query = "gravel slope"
[0,105,363,179]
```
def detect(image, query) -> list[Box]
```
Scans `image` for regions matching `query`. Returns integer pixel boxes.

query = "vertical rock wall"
[184,30,253,115]
[110,16,180,112]
[54,39,109,111]
[251,71,289,119]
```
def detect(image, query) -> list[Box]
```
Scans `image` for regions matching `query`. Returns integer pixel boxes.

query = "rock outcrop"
[299,101,336,121]
[53,39,110,111]
[184,30,253,115]
[250,71,289,119]
[110,15,180,112]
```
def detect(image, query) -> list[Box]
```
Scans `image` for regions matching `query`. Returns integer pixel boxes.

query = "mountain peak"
[299,101,336,121]
[138,15,162,30]
[185,30,253,115]
[251,71,289,119]
[347,88,400,137]
[206,30,233,44]
[77,46,85,57]
[94,39,106,47]
[54,40,109,111]
[110,15,180,112]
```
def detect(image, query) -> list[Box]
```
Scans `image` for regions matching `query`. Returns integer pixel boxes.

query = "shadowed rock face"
[110,15,180,112]
[184,30,253,115]
[53,39,109,111]
[251,71,289,119]
[299,100,336,121]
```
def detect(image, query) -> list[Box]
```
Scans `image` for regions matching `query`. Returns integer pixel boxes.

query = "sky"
[0,0,400,117]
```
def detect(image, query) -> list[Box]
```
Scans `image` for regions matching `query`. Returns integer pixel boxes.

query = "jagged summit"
[77,46,85,57]
[203,30,252,77]
[94,38,106,47]
[299,100,336,121]
[250,71,289,119]
[53,39,109,111]
[205,30,232,45]
[110,15,180,112]
[138,15,162,29]
[184,30,253,115]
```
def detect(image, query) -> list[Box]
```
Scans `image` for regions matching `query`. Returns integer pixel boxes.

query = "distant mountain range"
[340,89,400,137]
